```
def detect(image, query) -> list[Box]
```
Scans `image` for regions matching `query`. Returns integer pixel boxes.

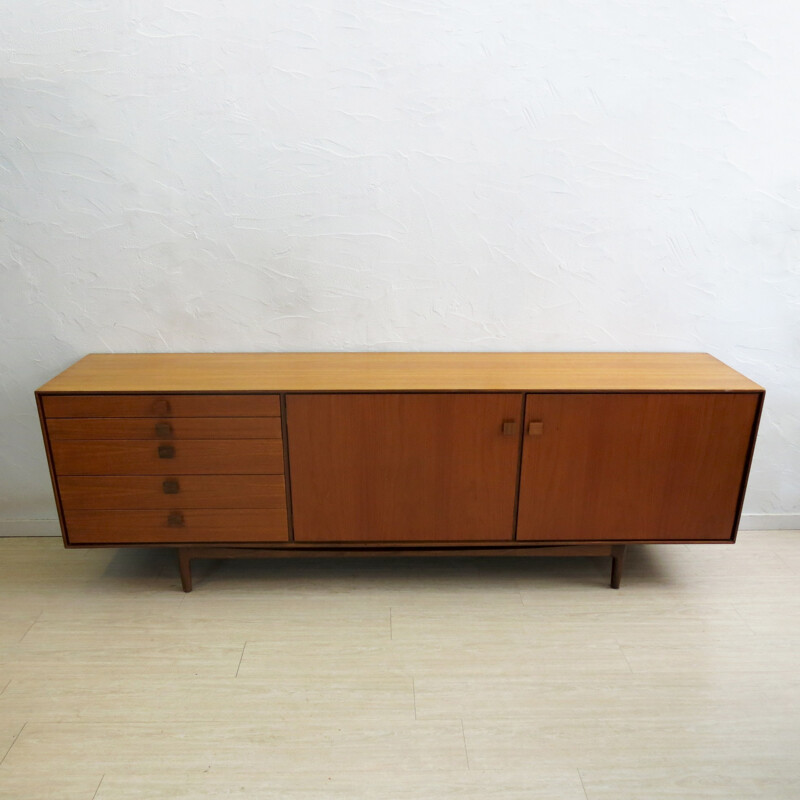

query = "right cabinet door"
[516,393,760,542]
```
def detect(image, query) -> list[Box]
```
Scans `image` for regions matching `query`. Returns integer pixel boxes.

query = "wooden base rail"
[177,544,628,593]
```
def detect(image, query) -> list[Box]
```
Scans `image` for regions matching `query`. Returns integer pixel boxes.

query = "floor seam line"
[0,721,27,767]
[732,605,758,635]
[91,774,105,800]
[619,643,635,674]
[18,610,43,644]
[578,768,590,800]
[460,718,470,770]
[235,642,247,678]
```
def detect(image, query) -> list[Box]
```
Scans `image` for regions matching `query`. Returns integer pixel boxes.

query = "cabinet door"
[517,393,759,542]
[286,393,522,542]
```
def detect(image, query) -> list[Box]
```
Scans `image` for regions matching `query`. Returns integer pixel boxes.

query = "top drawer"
[41,394,280,418]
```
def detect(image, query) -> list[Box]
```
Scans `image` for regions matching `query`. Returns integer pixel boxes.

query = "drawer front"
[47,417,283,440]
[42,394,280,418]
[58,475,287,511]
[51,439,284,475]
[65,509,289,544]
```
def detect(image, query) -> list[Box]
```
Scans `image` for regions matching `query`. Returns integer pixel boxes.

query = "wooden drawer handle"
[162,479,180,494]
[158,445,176,459]
[501,420,518,436]
[154,421,173,438]
[167,511,185,528]
[528,421,544,436]
[152,399,171,415]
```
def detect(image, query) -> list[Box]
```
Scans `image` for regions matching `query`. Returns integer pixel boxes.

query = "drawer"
[47,417,283,440]
[50,439,284,475]
[58,475,287,511]
[42,394,280,418]
[65,508,289,544]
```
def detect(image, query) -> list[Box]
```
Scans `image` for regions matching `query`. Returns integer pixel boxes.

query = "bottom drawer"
[65,509,289,544]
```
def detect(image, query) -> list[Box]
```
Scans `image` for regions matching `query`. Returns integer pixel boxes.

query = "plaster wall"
[1,0,798,531]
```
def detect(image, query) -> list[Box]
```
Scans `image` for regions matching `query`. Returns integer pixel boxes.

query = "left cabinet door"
[286,393,522,542]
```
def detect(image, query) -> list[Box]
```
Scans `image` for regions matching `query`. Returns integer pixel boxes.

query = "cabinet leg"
[610,545,626,589]
[178,548,193,593]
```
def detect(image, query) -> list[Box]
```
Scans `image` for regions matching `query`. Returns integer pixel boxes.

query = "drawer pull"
[162,479,180,494]
[502,420,518,436]
[167,511,185,527]
[154,421,173,438]
[152,399,171,415]
[158,445,176,459]
[528,420,544,436]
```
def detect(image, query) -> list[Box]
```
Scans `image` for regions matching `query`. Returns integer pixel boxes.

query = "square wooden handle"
[528,421,544,436]
[155,421,173,438]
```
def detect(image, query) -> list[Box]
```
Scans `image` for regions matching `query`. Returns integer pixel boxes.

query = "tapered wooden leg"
[178,548,193,593]
[610,545,626,589]
[611,544,626,589]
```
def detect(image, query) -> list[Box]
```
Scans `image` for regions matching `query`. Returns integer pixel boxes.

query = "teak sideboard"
[35,353,764,591]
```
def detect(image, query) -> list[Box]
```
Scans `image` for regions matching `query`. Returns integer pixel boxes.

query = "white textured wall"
[1,0,798,531]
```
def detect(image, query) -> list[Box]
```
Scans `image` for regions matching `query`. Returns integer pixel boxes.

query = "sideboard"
[35,353,764,591]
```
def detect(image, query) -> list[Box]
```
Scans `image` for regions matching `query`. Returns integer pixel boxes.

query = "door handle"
[528,420,544,436]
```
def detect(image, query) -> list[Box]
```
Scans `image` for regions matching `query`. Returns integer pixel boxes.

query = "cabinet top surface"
[36,353,763,393]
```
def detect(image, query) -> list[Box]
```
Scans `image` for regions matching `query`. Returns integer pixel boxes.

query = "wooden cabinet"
[36,353,764,590]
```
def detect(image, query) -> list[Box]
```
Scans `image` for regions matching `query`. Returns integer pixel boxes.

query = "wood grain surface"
[50,439,285,476]
[58,475,287,511]
[41,393,281,418]
[287,393,522,542]
[64,508,289,544]
[36,352,763,393]
[46,416,283,440]
[516,392,760,542]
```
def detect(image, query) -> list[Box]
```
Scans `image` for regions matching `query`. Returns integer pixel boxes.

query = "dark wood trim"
[280,393,295,542]
[178,548,192,592]
[730,390,766,543]
[58,536,739,550]
[182,543,618,558]
[174,542,623,592]
[35,391,70,546]
[511,392,526,541]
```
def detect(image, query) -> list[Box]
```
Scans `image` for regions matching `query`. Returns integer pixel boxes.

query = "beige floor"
[0,533,798,799]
